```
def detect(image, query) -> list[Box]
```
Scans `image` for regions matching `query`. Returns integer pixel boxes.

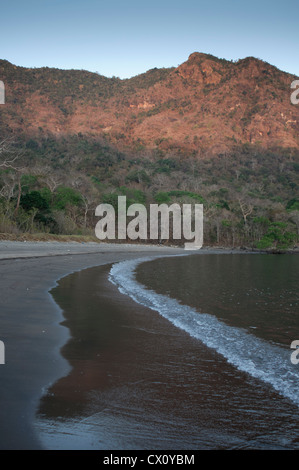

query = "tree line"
[0,137,298,250]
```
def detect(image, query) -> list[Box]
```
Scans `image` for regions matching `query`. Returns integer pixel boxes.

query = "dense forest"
[0,135,298,250]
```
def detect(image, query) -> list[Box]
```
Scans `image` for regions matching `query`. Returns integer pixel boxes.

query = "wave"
[109,256,299,408]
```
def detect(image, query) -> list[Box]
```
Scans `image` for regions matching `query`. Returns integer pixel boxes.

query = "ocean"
[35,252,299,449]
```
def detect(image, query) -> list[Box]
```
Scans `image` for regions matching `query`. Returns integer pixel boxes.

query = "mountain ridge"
[0,52,298,158]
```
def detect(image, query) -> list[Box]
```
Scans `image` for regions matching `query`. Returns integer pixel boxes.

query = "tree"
[0,139,26,216]
[257,222,296,250]
[53,186,83,211]
[289,211,299,236]
[20,191,50,212]
[0,139,22,170]
[238,198,254,226]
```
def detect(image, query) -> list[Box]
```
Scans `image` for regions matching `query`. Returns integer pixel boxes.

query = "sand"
[0,241,186,449]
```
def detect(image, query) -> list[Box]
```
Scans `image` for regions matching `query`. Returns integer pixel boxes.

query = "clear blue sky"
[1,0,298,78]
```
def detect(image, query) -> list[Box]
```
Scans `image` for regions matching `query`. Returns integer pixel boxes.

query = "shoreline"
[0,241,297,449]
[35,254,299,450]
[0,242,186,449]
[0,240,298,261]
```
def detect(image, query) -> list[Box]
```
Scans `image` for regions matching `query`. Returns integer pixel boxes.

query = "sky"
[1,0,298,78]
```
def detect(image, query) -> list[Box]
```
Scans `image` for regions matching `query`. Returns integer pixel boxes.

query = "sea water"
[35,253,299,449]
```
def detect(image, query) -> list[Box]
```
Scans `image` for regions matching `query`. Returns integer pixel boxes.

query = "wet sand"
[2,241,289,450]
[0,241,186,449]
[35,262,299,450]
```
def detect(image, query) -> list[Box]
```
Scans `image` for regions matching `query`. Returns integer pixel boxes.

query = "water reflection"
[36,258,299,449]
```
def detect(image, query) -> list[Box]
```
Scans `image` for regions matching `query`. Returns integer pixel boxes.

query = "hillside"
[0,52,298,155]
[0,53,299,249]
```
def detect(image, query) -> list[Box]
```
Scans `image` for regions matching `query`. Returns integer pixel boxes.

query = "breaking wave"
[109,256,299,408]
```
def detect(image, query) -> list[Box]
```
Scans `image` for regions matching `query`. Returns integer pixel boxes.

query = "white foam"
[109,257,299,408]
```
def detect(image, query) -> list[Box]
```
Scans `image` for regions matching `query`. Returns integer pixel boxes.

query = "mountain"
[0,53,299,248]
[0,52,298,157]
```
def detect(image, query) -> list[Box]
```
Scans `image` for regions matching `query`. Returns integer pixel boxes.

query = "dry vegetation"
[0,53,299,250]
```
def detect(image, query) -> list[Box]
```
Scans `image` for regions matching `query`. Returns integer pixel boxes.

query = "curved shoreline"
[0,242,186,449]
[0,241,283,449]
[109,255,299,408]
[34,252,299,450]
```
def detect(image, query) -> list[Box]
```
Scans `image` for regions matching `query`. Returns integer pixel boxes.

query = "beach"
[1,241,298,450]
[0,241,186,450]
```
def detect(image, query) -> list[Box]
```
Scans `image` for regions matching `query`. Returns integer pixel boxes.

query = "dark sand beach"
[35,257,299,450]
[1,241,298,450]
[0,241,186,449]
